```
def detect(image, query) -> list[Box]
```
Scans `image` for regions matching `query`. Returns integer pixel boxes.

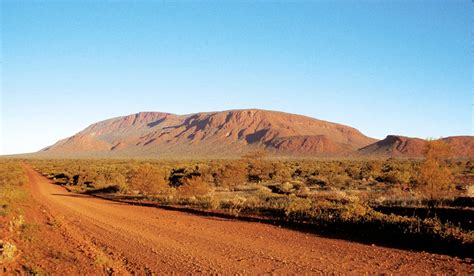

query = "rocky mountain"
[38,109,474,158]
[40,109,377,157]
[358,135,474,158]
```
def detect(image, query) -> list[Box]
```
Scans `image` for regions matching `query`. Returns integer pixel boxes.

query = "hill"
[358,135,474,158]
[40,109,377,158]
[38,109,474,158]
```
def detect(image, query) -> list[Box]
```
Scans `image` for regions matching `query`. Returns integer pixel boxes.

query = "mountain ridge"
[38,109,474,158]
[358,135,474,158]
[40,109,376,157]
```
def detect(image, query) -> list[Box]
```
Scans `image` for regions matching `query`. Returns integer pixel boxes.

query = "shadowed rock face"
[358,135,474,158]
[40,109,377,157]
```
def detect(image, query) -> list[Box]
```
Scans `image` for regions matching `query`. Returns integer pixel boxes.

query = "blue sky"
[1,1,471,154]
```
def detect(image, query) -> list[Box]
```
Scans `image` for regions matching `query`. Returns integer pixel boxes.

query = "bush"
[213,161,247,189]
[129,163,169,195]
[247,160,274,183]
[277,182,295,194]
[284,196,312,219]
[168,167,201,187]
[0,240,17,262]
[220,196,247,216]
[305,175,327,187]
[416,140,454,202]
[176,176,211,198]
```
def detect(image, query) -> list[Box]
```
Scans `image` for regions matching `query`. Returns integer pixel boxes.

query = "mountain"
[40,109,377,157]
[38,109,474,158]
[358,135,474,158]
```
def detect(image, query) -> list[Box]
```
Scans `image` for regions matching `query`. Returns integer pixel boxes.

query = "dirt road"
[24,165,472,274]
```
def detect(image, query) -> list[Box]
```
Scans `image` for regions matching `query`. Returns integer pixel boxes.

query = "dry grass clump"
[220,196,247,216]
[467,185,474,197]
[0,240,17,262]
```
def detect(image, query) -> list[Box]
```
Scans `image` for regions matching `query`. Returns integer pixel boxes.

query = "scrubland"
[26,155,474,257]
[1,146,473,274]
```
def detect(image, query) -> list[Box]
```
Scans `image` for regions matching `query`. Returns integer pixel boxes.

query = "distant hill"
[39,109,376,158]
[38,109,473,158]
[358,135,474,158]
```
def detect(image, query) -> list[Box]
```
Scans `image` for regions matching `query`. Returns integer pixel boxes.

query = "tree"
[129,163,169,195]
[417,139,453,206]
[214,161,247,190]
[247,159,274,183]
[243,150,274,183]
[177,176,210,198]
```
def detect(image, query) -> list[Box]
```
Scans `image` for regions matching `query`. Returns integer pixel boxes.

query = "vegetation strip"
[25,143,474,259]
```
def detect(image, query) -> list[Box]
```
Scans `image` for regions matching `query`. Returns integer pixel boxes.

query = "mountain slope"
[358,135,474,158]
[40,109,377,157]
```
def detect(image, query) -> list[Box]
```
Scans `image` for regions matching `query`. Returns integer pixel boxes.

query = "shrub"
[176,176,211,198]
[213,161,247,189]
[269,162,293,182]
[108,172,128,193]
[197,195,221,210]
[340,203,369,221]
[416,140,454,203]
[277,182,295,194]
[0,240,17,262]
[220,196,247,216]
[168,167,201,187]
[466,185,474,197]
[284,196,312,219]
[129,163,169,195]
[247,160,274,183]
[359,161,382,181]
[328,173,352,189]
[306,175,327,187]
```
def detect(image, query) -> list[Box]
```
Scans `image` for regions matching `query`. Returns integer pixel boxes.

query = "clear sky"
[0,1,472,154]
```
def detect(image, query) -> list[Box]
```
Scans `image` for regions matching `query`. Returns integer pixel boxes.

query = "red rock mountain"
[358,135,474,158]
[39,109,474,158]
[40,109,377,157]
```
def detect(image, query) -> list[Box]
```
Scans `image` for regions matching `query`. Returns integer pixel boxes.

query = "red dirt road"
[25,165,472,274]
